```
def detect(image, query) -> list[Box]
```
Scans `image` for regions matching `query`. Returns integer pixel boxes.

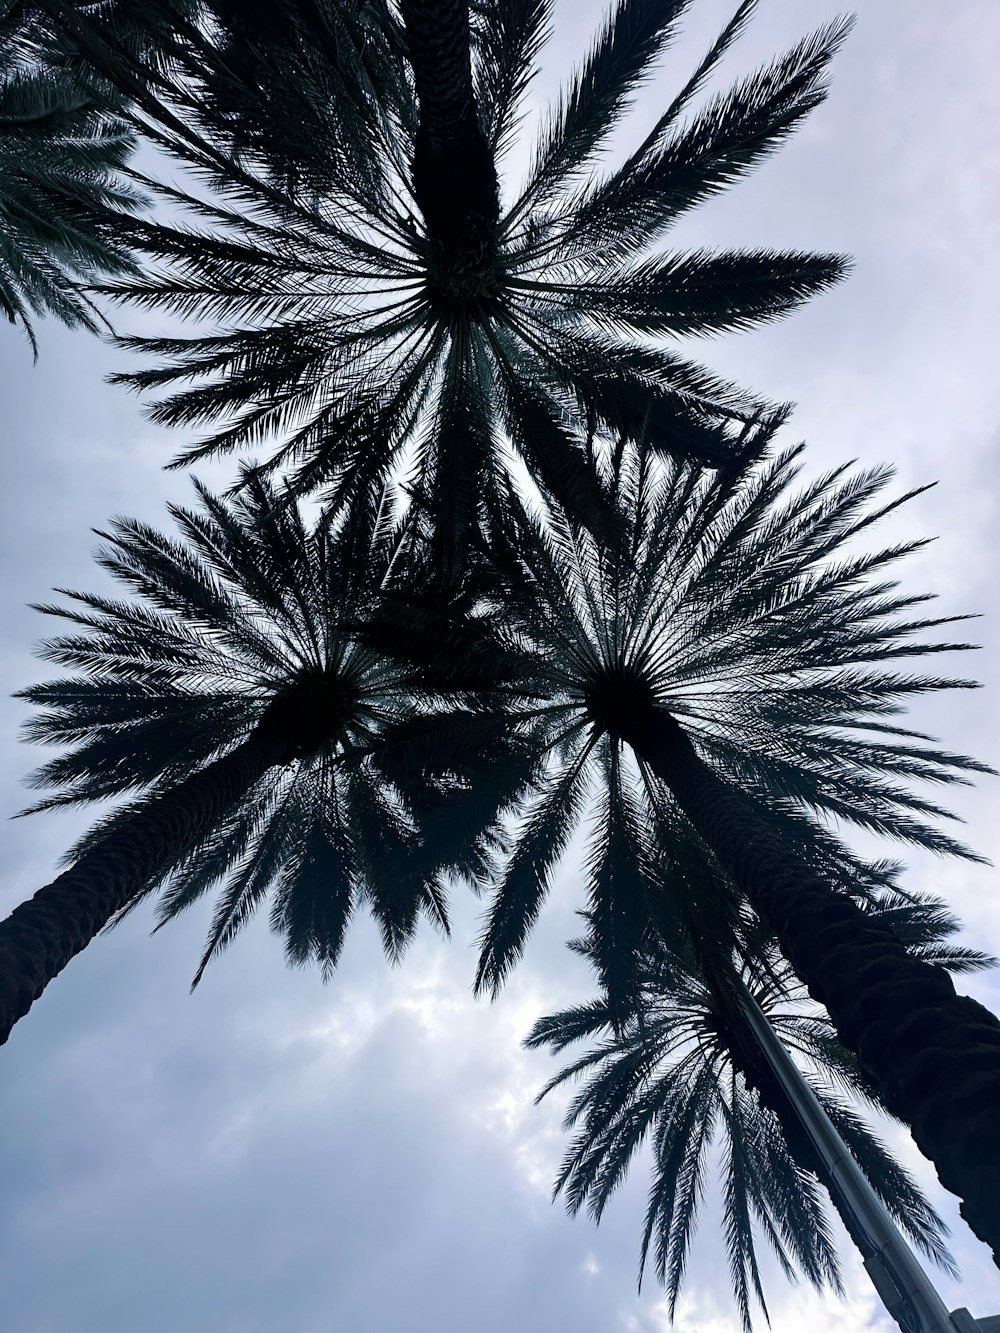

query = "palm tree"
[398,0,499,259]
[525,885,987,1333]
[0,471,518,1046]
[89,1,850,567]
[362,430,1000,1258]
[0,4,143,352]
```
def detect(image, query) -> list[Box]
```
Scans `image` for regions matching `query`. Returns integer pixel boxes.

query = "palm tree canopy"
[0,4,143,352]
[15,471,512,985]
[94,0,850,564]
[525,886,985,1333]
[362,434,990,1017]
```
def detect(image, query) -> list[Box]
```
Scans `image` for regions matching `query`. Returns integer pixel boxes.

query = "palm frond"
[93,0,850,540]
[14,474,523,986]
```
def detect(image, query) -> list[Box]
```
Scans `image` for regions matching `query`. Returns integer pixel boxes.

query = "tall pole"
[737,979,961,1333]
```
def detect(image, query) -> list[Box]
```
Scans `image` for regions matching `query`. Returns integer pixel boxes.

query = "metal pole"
[736,980,959,1333]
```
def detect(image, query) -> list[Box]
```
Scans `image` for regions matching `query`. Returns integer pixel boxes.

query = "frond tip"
[0,15,143,351]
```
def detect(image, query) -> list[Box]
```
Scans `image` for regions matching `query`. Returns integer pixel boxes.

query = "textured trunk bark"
[629,709,1000,1265]
[0,726,290,1045]
[399,0,499,254]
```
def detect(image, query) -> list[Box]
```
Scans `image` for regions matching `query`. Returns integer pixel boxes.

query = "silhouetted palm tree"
[364,430,1000,1257]
[0,472,515,1045]
[0,5,142,351]
[526,882,990,1331]
[92,1,850,567]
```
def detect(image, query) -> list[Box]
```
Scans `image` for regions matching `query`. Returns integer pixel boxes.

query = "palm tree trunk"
[0,725,290,1045]
[630,709,1000,1265]
[399,0,499,254]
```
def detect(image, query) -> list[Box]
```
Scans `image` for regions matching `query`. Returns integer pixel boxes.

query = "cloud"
[2,4,1000,1331]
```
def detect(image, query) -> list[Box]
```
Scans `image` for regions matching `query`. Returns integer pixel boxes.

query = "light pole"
[738,980,996,1333]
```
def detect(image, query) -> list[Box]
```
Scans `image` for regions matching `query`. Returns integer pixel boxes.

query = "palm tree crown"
[526,887,986,1332]
[14,472,483,987]
[379,430,999,1253]
[391,436,986,1013]
[98,0,850,564]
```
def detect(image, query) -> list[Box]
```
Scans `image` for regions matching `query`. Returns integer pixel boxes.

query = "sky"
[2,2,1000,1331]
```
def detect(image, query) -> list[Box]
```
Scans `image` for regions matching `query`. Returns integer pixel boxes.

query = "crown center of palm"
[584,663,658,744]
[423,239,503,318]
[261,669,360,760]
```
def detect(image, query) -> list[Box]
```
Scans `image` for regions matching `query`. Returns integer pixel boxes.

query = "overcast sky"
[2,3,1000,1331]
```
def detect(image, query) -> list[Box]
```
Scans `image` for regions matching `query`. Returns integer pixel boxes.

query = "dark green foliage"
[96,1,850,566]
[15,471,503,983]
[361,431,987,1020]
